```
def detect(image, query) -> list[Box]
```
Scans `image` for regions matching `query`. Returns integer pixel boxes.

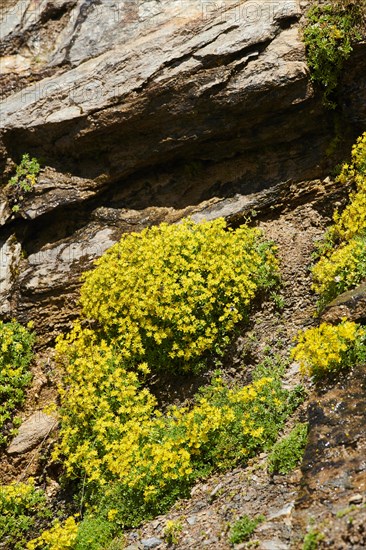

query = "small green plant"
[303,1,364,107]
[105,537,126,550]
[302,528,324,550]
[9,153,40,213]
[164,519,183,545]
[229,514,264,545]
[105,536,127,550]
[252,353,288,380]
[0,478,52,550]
[336,504,357,518]
[270,291,285,311]
[73,516,115,550]
[268,423,308,474]
[0,320,35,445]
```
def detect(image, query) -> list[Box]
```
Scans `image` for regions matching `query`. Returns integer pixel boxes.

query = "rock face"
[0,0,365,343]
[321,282,366,324]
[2,0,317,189]
[292,365,366,549]
[7,412,58,455]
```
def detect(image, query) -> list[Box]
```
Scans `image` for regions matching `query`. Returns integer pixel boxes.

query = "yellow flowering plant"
[49,217,299,546]
[312,236,366,302]
[291,320,366,378]
[0,320,35,445]
[327,132,366,244]
[312,132,366,307]
[54,362,296,533]
[164,519,183,545]
[27,516,79,550]
[75,218,279,373]
[0,478,52,550]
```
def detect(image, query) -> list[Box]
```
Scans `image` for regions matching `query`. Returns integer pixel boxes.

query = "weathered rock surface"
[321,282,366,324]
[2,0,318,189]
[7,411,58,454]
[292,365,366,549]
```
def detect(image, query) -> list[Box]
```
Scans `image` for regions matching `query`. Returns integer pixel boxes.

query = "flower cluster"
[291,320,365,377]
[54,329,157,485]
[54,353,291,526]
[27,516,78,550]
[0,478,51,549]
[312,132,366,306]
[76,218,278,373]
[0,320,35,444]
[48,217,292,546]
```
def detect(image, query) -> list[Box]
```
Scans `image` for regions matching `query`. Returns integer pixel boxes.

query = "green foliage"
[268,423,308,474]
[0,478,52,550]
[312,132,366,307]
[229,514,264,545]
[0,320,35,445]
[269,291,285,311]
[303,529,324,550]
[77,218,279,374]
[252,353,288,380]
[9,154,40,213]
[74,517,115,550]
[105,537,126,550]
[303,1,364,107]
[336,505,357,518]
[292,321,366,378]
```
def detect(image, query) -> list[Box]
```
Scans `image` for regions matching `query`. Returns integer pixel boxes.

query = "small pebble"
[141,537,163,549]
[187,515,197,525]
[349,493,363,505]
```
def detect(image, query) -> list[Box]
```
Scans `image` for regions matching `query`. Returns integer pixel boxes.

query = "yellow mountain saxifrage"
[27,516,78,550]
[54,325,157,484]
[291,321,366,378]
[53,362,291,526]
[77,217,279,373]
[312,132,366,306]
[0,478,52,549]
[52,217,290,539]
[312,237,366,296]
[326,131,366,244]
